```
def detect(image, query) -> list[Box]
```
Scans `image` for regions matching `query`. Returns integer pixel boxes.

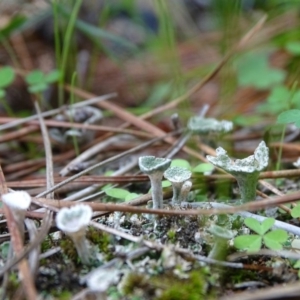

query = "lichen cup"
[139,156,171,209]
[206,141,269,202]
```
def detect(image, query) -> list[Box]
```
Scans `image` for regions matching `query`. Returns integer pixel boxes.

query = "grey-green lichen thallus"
[206,141,269,202]
[208,225,234,261]
[188,116,233,135]
[139,156,171,209]
[164,166,192,205]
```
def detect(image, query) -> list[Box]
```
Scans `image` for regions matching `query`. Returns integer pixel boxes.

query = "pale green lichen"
[208,225,234,261]
[164,166,192,205]
[206,141,269,202]
[188,116,233,135]
[139,156,171,209]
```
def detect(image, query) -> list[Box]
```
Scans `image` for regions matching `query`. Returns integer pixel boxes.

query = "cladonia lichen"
[188,116,233,135]
[206,141,269,202]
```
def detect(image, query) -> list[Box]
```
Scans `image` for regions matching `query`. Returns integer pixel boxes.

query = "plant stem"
[59,0,83,106]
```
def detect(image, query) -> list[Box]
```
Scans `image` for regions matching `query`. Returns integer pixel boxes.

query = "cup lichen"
[163,166,192,205]
[206,141,269,202]
[2,191,32,239]
[139,156,171,209]
[56,204,93,264]
[188,116,233,135]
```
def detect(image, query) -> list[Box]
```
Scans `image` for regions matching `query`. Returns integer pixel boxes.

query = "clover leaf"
[0,66,15,98]
[234,217,288,252]
[291,204,300,218]
[285,41,300,55]
[236,51,286,90]
[277,109,300,128]
[234,234,262,252]
[105,188,130,200]
[192,163,214,174]
[105,188,141,202]
[25,69,61,94]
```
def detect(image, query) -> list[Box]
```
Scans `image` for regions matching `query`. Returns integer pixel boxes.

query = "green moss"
[121,269,214,300]
[167,229,176,243]
[5,273,20,298]
[155,270,211,300]
[86,227,114,260]
[41,235,56,253]
[59,227,114,263]
[59,237,78,263]
[50,289,72,299]
[225,268,258,285]
[121,272,151,295]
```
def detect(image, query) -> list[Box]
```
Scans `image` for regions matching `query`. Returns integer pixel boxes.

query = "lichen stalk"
[178,181,192,203]
[56,204,93,265]
[172,182,184,205]
[208,238,228,261]
[149,173,164,209]
[236,172,260,202]
[68,229,92,265]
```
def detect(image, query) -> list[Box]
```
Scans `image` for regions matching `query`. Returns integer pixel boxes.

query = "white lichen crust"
[56,204,93,264]
[206,141,269,202]
[2,191,32,239]
[2,191,32,210]
[188,116,233,135]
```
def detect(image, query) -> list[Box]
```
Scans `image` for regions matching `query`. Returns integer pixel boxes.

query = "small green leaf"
[0,67,15,88]
[244,218,263,235]
[286,41,300,55]
[291,204,300,218]
[101,184,113,191]
[263,238,282,250]
[260,218,275,235]
[292,90,300,109]
[125,193,140,201]
[263,229,288,250]
[162,180,172,188]
[0,89,6,98]
[264,229,288,243]
[25,70,44,85]
[233,115,263,127]
[192,163,214,173]
[236,51,286,89]
[294,260,300,269]
[28,83,48,93]
[104,170,114,176]
[105,188,129,200]
[277,109,300,128]
[45,69,61,83]
[234,235,262,251]
[171,159,191,170]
